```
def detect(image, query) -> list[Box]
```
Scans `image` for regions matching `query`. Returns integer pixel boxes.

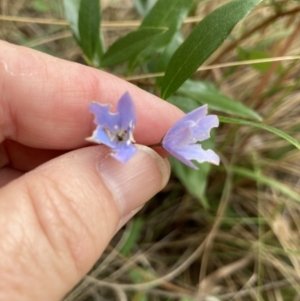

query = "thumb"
[0,145,170,301]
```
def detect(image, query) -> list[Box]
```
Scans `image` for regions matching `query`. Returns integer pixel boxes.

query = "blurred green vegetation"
[1,0,300,300]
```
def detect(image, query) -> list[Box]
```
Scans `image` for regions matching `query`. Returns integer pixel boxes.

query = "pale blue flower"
[87,92,137,163]
[162,105,219,169]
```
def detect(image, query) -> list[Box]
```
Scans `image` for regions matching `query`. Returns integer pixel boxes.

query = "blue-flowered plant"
[64,0,262,202]
[88,92,219,168]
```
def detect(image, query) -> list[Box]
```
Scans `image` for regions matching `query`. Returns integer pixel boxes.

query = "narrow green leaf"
[155,31,183,72]
[143,0,192,49]
[133,0,157,16]
[128,0,192,72]
[63,0,81,41]
[92,35,105,67]
[78,0,101,60]
[154,31,183,85]
[238,48,271,72]
[170,158,212,209]
[33,0,52,12]
[219,116,300,150]
[179,80,262,121]
[167,95,198,113]
[237,48,282,73]
[141,0,193,31]
[141,32,183,77]
[101,28,166,67]
[232,167,300,202]
[161,0,262,99]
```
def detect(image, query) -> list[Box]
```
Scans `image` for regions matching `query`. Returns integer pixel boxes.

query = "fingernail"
[98,145,170,216]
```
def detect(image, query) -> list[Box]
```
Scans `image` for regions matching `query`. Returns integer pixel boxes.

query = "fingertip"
[98,144,170,215]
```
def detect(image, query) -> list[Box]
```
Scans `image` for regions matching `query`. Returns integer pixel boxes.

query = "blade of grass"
[232,167,300,202]
[120,218,144,257]
[219,116,300,150]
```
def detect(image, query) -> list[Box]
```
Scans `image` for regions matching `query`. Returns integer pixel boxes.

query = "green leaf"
[238,48,271,72]
[101,28,167,67]
[64,0,103,65]
[170,158,212,209]
[219,116,300,150]
[63,0,81,41]
[161,0,262,99]
[93,36,105,67]
[237,48,282,73]
[133,0,157,16]
[140,0,193,48]
[128,0,192,73]
[155,31,184,73]
[141,0,192,29]
[33,0,52,12]
[179,80,262,121]
[153,31,183,85]
[127,31,177,76]
[78,0,101,61]
[167,95,198,113]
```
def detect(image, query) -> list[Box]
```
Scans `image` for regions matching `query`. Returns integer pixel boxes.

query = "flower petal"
[192,115,219,142]
[117,92,136,130]
[111,143,137,163]
[89,102,119,129]
[177,144,220,166]
[86,127,116,148]
[179,104,208,123]
[174,105,207,126]
[161,104,219,168]
[88,92,138,163]
[167,105,208,134]
[164,144,198,169]
[163,121,194,148]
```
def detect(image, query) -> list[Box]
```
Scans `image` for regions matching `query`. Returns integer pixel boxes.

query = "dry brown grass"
[2,0,300,300]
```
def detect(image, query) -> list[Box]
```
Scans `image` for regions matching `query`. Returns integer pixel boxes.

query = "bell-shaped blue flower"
[162,105,219,169]
[87,92,137,163]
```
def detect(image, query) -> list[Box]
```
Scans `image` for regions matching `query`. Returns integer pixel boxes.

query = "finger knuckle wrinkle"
[23,174,96,275]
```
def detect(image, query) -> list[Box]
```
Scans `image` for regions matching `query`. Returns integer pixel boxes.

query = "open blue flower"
[162,105,219,169]
[87,92,137,163]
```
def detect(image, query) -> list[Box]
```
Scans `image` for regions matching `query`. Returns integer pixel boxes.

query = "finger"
[1,140,167,175]
[0,145,170,300]
[0,41,183,149]
[2,139,65,171]
[0,167,22,187]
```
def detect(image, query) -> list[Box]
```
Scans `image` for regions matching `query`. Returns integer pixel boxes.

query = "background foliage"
[1,0,300,300]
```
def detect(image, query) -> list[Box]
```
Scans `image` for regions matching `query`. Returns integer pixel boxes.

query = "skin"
[0,40,184,301]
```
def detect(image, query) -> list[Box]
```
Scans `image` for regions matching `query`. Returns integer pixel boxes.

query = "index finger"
[0,41,183,149]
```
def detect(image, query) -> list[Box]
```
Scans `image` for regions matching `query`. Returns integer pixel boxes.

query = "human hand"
[0,41,183,301]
